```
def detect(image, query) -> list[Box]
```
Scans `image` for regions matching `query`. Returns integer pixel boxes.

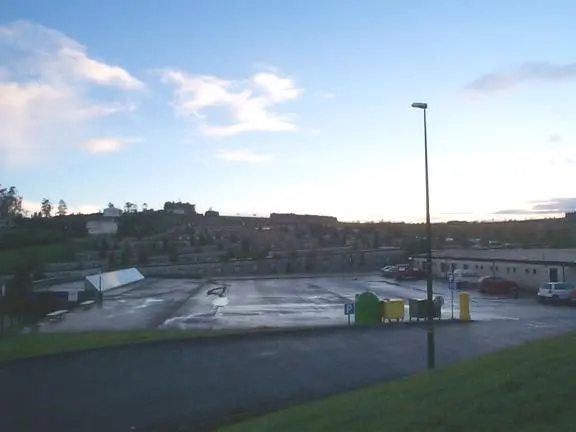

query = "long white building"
[412,248,576,290]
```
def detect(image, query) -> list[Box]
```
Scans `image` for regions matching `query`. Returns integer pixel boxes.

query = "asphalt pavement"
[38,274,576,332]
[7,274,576,431]
[2,318,576,432]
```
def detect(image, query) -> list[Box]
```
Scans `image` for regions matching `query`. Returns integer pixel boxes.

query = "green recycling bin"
[355,292,382,325]
[409,298,442,321]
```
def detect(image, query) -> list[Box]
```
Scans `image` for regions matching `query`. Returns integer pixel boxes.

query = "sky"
[2,0,576,222]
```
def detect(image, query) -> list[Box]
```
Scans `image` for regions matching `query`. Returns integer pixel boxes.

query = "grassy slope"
[221,332,576,432]
[0,329,272,363]
[0,240,91,273]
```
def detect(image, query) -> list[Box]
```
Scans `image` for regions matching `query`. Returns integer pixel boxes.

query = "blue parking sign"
[344,302,355,315]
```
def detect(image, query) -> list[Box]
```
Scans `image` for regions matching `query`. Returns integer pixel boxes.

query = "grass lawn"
[0,240,92,273]
[0,328,284,363]
[220,332,576,432]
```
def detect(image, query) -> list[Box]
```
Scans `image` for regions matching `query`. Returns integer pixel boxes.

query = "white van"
[451,269,480,287]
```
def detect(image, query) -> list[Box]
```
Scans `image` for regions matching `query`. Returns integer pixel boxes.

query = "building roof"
[415,248,576,266]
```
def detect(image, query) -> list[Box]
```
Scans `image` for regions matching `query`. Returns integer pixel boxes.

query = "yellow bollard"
[459,292,471,321]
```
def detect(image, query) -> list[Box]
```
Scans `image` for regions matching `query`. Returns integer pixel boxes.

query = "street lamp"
[411,101,435,370]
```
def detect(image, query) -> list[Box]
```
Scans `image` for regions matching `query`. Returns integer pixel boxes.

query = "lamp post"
[411,101,435,369]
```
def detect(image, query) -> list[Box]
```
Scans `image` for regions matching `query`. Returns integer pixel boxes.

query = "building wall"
[412,256,576,290]
[86,220,118,235]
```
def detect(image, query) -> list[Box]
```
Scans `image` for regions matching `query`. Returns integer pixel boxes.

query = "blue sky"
[2,0,576,222]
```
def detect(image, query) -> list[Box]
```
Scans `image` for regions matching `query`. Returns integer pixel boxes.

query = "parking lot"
[38,274,576,333]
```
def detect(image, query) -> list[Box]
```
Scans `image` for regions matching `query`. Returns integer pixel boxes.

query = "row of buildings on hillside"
[85,202,340,237]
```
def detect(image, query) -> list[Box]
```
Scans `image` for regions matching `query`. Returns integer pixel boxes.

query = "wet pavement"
[4,274,576,431]
[39,279,204,332]
[3,320,576,432]
[39,274,576,332]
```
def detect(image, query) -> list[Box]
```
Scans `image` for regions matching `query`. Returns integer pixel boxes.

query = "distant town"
[1,184,576,282]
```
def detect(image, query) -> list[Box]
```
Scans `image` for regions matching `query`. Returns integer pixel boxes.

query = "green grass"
[0,241,92,273]
[0,327,284,363]
[220,332,576,432]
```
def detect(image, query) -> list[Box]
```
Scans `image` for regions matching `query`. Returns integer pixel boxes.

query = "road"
[2,318,576,432]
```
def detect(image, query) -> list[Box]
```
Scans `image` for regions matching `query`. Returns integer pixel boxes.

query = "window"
[495,266,499,271]
[513,268,516,273]
[506,267,510,273]
[533,269,537,275]
[475,264,479,269]
[480,265,484,270]
[525,269,530,274]
[463,264,469,270]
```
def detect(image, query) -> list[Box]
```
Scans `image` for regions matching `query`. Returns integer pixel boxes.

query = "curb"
[0,319,474,367]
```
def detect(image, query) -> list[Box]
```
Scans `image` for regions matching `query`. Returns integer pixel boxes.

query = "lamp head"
[411,102,428,110]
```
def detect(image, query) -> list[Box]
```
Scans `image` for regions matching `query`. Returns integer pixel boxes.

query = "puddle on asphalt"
[133,298,165,310]
[212,297,230,307]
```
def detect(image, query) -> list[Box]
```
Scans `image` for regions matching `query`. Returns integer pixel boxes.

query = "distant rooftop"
[422,248,576,264]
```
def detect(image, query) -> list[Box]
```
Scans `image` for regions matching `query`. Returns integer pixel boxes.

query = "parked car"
[478,276,519,297]
[451,269,480,288]
[380,265,397,278]
[537,282,576,304]
[569,289,576,306]
[395,264,426,281]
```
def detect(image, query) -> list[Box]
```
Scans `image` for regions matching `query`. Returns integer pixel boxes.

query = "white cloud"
[312,129,323,136]
[160,68,303,137]
[75,101,136,119]
[251,72,303,102]
[81,137,141,153]
[1,21,143,89]
[548,134,562,143]
[321,92,335,98]
[0,21,142,166]
[213,148,271,162]
[465,61,576,94]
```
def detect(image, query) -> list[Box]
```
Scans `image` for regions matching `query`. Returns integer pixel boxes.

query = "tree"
[124,202,136,213]
[40,198,52,218]
[4,267,33,324]
[142,203,149,212]
[137,249,149,265]
[108,252,116,269]
[57,199,68,216]
[372,232,380,249]
[0,185,23,219]
[240,238,251,256]
[167,243,179,263]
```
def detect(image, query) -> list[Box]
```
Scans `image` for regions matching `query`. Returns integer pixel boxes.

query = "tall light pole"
[411,101,435,369]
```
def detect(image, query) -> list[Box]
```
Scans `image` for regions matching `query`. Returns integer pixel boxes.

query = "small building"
[87,204,121,236]
[412,248,576,290]
[205,209,220,217]
[33,280,95,308]
[164,201,196,215]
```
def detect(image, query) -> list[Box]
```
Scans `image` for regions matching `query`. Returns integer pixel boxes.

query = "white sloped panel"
[85,268,144,292]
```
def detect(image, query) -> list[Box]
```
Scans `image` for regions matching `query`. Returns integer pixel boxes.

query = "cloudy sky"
[2,0,576,221]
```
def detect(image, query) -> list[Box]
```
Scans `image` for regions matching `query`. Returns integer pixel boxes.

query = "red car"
[395,264,427,281]
[478,276,519,297]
